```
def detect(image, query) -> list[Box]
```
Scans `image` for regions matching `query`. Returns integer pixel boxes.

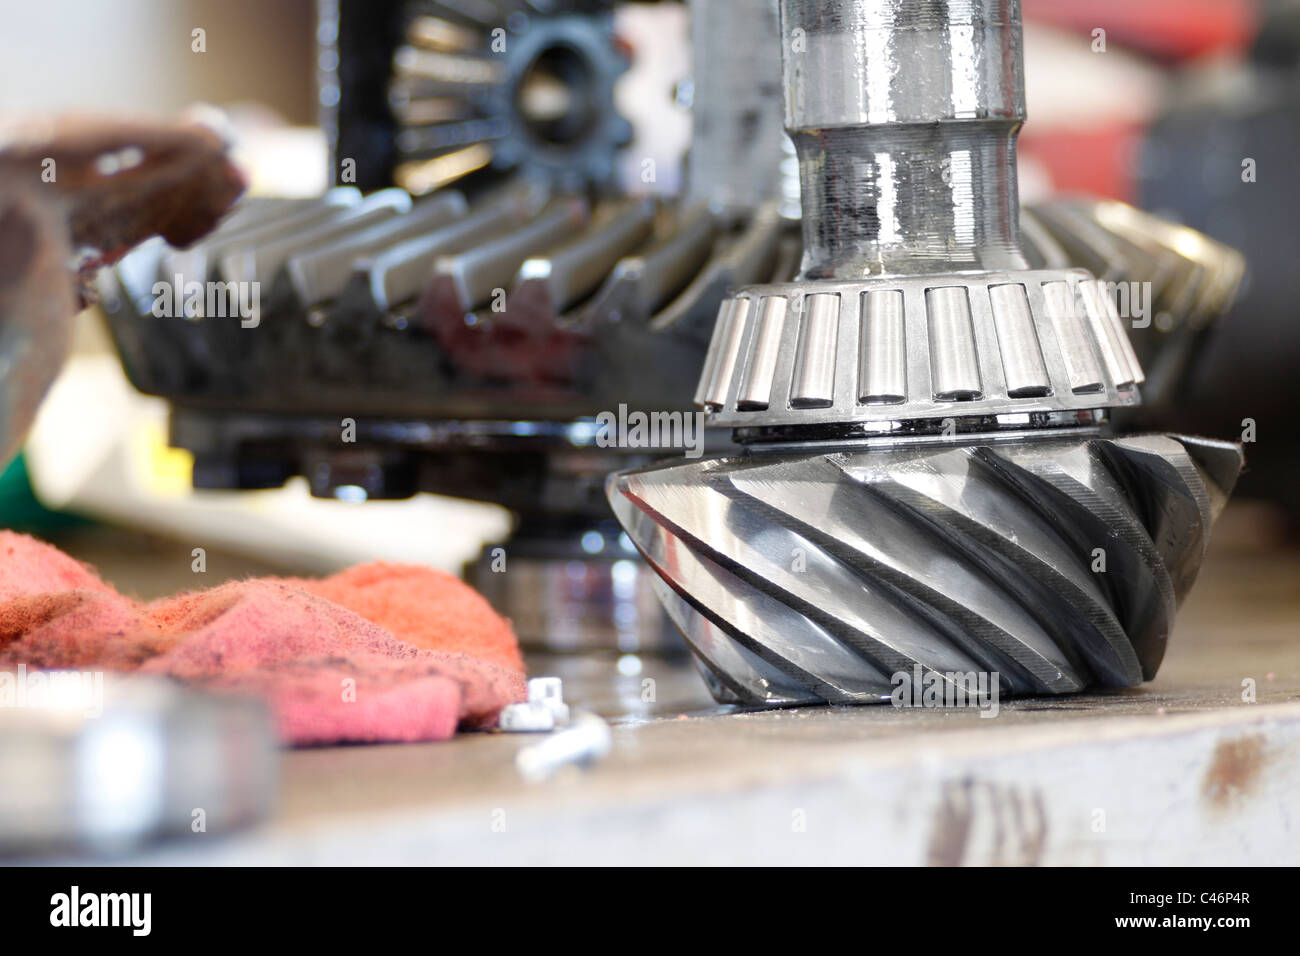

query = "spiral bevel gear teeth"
[607,434,1241,707]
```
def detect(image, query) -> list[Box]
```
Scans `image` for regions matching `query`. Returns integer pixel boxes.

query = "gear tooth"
[1097,435,1235,604]
[1171,435,1245,513]
[651,577,827,707]
[611,434,1235,705]
[624,480,896,703]
[982,440,1180,678]
[868,447,1144,687]
[712,460,1012,684]
[614,455,996,691]
[731,455,1088,693]
[388,7,633,190]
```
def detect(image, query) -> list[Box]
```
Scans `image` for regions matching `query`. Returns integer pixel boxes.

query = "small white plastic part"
[497,702,555,733]
[527,677,570,726]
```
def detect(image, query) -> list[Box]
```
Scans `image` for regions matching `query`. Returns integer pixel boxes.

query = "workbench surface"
[34,505,1300,865]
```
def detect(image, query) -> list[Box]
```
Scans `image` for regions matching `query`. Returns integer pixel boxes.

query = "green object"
[0,452,89,533]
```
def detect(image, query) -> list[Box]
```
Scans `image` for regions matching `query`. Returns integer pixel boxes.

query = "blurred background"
[0,0,1296,597]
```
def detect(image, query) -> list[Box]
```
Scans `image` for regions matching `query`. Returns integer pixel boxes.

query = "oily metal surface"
[605,0,1245,707]
[694,267,1145,429]
[609,434,1242,706]
[706,0,1126,431]
[782,0,1026,278]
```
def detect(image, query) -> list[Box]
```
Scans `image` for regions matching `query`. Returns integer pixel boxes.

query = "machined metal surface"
[0,676,277,855]
[608,0,1244,706]
[469,523,686,655]
[390,3,633,192]
[784,0,1027,279]
[96,0,1245,670]
[319,0,635,194]
[101,169,782,653]
[1019,197,1247,418]
[696,0,1133,432]
[697,268,1142,428]
[100,134,796,651]
[611,434,1241,705]
[100,173,807,428]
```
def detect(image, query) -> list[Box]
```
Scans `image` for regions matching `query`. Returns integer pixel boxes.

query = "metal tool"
[0,674,277,856]
[607,0,1244,706]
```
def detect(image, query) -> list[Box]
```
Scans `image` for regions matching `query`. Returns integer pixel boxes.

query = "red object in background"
[1020,121,1145,204]
[1023,0,1258,62]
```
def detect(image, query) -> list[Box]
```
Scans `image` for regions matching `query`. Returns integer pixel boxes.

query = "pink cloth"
[0,532,525,745]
